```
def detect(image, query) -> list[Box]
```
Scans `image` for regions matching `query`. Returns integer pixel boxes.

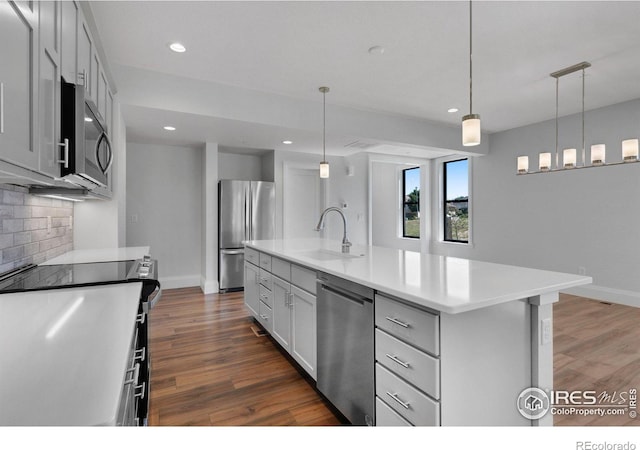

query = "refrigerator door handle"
[244,185,250,242]
[220,249,245,255]
[247,183,252,241]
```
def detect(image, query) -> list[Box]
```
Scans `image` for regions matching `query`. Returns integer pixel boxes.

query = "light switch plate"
[541,318,552,345]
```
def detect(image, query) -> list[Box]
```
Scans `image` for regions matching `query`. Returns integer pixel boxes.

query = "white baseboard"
[200,276,219,294]
[563,284,640,308]
[158,275,201,290]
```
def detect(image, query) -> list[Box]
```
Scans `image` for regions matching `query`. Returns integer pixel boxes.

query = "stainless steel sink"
[296,249,364,261]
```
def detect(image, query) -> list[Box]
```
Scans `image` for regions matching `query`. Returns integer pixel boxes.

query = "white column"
[201,142,218,294]
[529,292,558,426]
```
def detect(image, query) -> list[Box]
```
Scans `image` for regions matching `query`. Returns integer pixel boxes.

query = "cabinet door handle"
[385,353,410,368]
[136,312,146,325]
[80,69,87,87]
[289,293,294,309]
[0,82,4,134]
[386,392,411,410]
[385,316,410,328]
[284,292,290,307]
[124,364,140,385]
[134,347,146,363]
[260,314,268,320]
[57,138,69,168]
[134,381,146,399]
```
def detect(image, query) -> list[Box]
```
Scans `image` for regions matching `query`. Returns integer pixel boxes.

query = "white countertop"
[41,246,151,265]
[245,239,592,314]
[0,283,143,425]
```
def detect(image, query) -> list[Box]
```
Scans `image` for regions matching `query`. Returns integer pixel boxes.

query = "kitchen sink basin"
[296,249,365,261]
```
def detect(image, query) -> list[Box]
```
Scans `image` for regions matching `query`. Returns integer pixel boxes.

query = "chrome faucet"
[315,207,352,253]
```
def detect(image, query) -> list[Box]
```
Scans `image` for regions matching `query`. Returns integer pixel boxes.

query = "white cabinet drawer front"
[259,268,273,291]
[375,329,440,400]
[271,257,291,281]
[291,264,316,294]
[259,284,273,308]
[245,247,259,265]
[376,397,412,426]
[376,364,440,426]
[258,301,273,333]
[375,294,440,356]
[259,253,272,271]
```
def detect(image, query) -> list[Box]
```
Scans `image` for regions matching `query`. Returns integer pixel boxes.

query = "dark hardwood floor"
[148,288,640,426]
[148,287,341,426]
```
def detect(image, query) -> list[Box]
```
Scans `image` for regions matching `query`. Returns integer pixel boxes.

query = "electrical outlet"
[578,266,586,275]
[541,318,552,345]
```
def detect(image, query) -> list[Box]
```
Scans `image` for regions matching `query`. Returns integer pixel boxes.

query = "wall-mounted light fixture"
[516,61,639,175]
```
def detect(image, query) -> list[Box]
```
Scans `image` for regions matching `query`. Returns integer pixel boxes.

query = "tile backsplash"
[0,184,74,274]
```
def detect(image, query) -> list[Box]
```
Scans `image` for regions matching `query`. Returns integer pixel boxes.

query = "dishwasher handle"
[319,282,372,306]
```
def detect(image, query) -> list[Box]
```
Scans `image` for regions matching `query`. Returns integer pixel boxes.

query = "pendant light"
[462,0,481,146]
[319,86,330,178]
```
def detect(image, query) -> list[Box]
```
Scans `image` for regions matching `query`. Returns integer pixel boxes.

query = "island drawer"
[259,284,273,308]
[258,301,272,333]
[376,363,440,426]
[259,268,273,291]
[271,257,291,281]
[259,253,272,271]
[245,247,259,265]
[375,293,440,356]
[291,264,316,294]
[375,328,440,400]
[375,397,412,426]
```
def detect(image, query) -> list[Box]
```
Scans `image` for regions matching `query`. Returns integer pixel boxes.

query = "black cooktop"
[0,261,138,294]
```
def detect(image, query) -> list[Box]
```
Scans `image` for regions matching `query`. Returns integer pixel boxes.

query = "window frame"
[401,166,420,239]
[442,157,472,245]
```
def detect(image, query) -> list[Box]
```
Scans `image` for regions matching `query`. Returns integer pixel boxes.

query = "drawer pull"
[385,316,410,328]
[260,314,269,320]
[134,381,146,399]
[260,277,269,284]
[134,347,146,363]
[385,353,410,368]
[386,392,411,410]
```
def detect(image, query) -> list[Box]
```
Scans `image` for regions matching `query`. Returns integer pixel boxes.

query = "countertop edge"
[245,241,593,314]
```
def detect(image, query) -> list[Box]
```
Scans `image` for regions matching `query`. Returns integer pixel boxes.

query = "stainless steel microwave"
[60,80,112,188]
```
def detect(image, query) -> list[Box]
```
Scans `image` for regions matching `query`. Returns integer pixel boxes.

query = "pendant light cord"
[555,77,559,169]
[469,0,473,115]
[582,68,585,167]
[323,90,326,161]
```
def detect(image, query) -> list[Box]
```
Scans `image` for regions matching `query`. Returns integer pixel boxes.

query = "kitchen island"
[244,238,592,426]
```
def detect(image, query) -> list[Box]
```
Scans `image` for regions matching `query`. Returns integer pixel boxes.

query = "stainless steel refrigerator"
[218,180,275,292]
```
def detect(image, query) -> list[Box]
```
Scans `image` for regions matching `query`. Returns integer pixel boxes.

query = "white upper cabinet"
[77,12,93,98]
[0,1,39,169]
[38,0,62,177]
[60,0,79,83]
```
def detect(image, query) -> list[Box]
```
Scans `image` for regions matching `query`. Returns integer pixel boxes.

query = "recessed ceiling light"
[163,126,176,131]
[282,140,293,145]
[84,117,93,122]
[169,42,186,53]
[448,108,459,113]
[368,45,385,55]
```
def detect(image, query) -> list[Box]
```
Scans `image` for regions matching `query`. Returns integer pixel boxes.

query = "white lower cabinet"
[290,284,316,380]
[244,250,317,380]
[243,261,259,317]
[374,292,441,426]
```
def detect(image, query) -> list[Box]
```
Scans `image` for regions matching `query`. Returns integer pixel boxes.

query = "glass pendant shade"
[539,152,552,171]
[517,156,529,174]
[622,139,639,162]
[319,161,330,178]
[563,148,577,168]
[462,114,481,146]
[590,144,605,165]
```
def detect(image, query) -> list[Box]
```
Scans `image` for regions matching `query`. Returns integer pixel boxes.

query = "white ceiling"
[90,0,640,158]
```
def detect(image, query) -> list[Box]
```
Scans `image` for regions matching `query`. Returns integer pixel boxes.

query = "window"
[443,159,469,243]
[402,167,420,238]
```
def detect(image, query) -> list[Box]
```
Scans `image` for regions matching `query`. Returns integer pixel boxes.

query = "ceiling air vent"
[344,140,379,150]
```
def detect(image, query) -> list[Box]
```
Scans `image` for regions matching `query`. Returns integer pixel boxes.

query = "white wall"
[430,98,640,307]
[218,152,263,180]
[126,142,202,289]
[370,157,431,252]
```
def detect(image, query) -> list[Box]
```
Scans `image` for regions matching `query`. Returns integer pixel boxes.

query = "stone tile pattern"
[0,184,74,274]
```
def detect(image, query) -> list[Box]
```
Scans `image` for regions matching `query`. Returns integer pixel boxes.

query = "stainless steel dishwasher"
[317,272,375,426]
